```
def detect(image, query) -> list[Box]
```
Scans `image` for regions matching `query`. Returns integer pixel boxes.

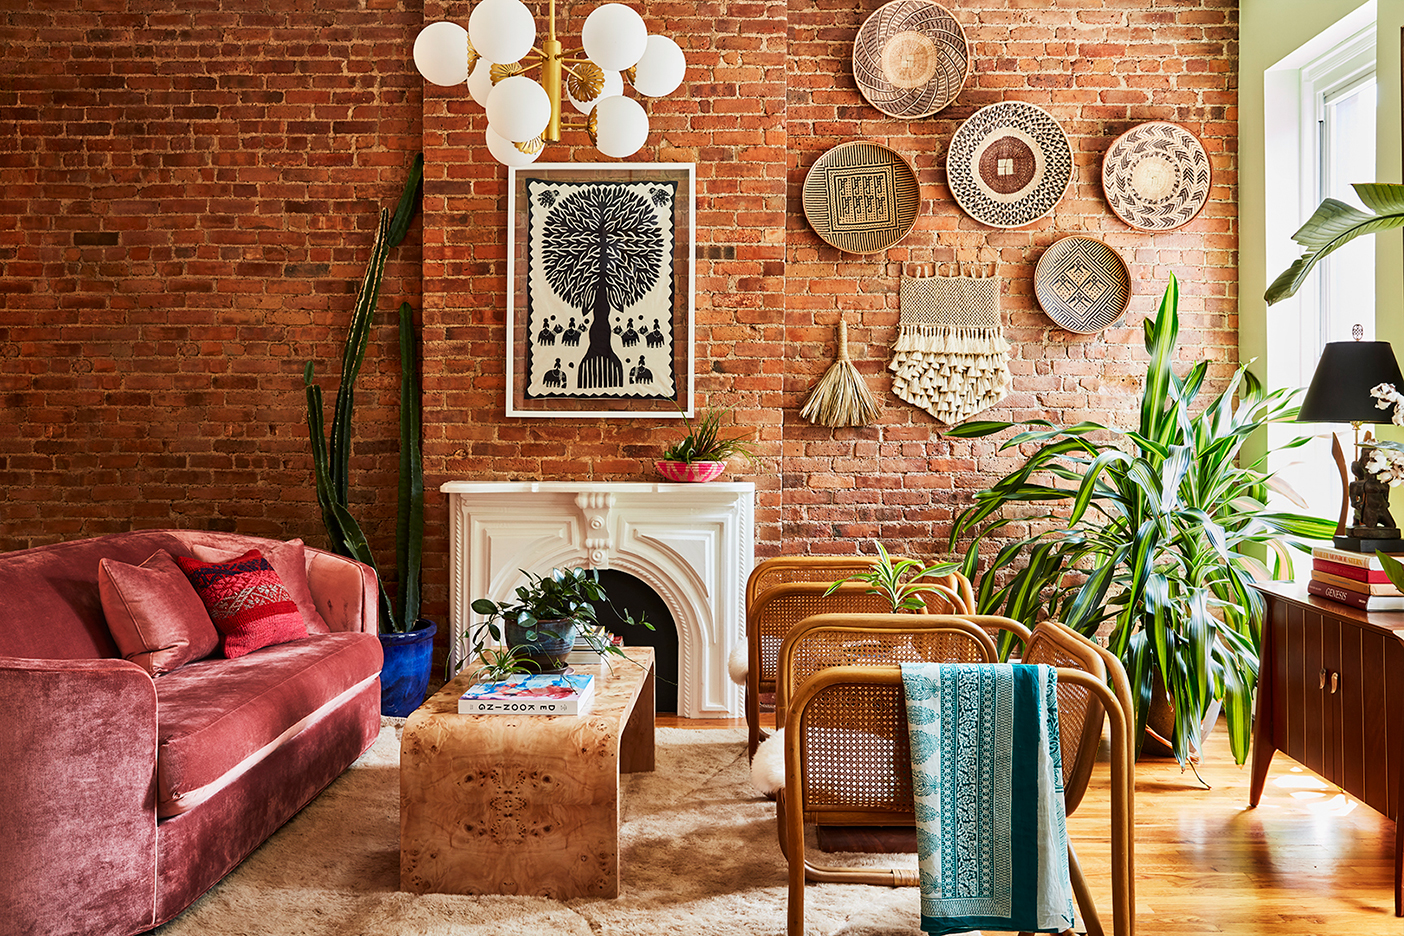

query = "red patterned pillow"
[173,549,308,659]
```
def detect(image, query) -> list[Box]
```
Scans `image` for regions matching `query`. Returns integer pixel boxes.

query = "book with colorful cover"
[1306,578,1404,611]
[1311,557,1395,584]
[458,673,596,715]
[1310,570,1403,596]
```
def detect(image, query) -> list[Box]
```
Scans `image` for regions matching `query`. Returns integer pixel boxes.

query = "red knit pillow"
[173,549,308,659]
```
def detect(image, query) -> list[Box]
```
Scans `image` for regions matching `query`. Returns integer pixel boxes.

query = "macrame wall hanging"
[890,263,1010,425]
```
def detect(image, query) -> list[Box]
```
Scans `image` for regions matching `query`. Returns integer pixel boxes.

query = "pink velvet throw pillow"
[99,550,220,676]
[173,549,309,659]
[190,538,331,635]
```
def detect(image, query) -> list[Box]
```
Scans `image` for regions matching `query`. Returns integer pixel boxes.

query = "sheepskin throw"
[890,268,1009,424]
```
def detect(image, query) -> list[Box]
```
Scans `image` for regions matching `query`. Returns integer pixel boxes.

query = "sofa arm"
[0,656,159,936]
[306,548,379,634]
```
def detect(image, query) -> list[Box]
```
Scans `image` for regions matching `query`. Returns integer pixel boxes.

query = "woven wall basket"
[946,100,1072,229]
[1101,120,1212,232]
[852,0,970,119]
[1033,236,1132,334]
[802,141,921,254]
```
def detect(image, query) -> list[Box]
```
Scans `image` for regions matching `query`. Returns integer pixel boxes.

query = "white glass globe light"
[468,0,536,66]
[631,35,686,97]
[467,57,496,107]
[567,69,624,114]
[594,94,649,158]
[485,127,541,167]
[486,75,551,142]
[581,4,648,72]
[413,21,471,87]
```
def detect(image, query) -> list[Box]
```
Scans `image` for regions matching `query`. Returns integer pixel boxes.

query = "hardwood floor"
[668,712,1401,934]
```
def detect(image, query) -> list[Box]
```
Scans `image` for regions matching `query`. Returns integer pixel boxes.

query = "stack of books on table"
[457,672,595,716]
[564,628,623,666]
[1308,547,1404,611]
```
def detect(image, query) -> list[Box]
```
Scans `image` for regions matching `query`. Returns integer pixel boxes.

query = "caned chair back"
[746,582,899,757]
[780,620,1136,936]
[745,556,882,614]
[775,613,997,729]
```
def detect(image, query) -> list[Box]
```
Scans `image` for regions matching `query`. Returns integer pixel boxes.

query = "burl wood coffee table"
[400,648,655,899]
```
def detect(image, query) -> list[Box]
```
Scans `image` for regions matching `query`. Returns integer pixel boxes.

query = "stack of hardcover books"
[1308,546,1404,611]
[457,672,595,715]
[564,628,623,666]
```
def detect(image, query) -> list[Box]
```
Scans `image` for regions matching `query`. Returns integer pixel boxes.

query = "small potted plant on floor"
[467,567,652,678]
[656,404,758,482]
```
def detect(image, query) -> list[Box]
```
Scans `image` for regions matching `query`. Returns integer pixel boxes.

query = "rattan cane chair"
[745,581,900,758]
[780,620,1136,936]
[745,556,883,614]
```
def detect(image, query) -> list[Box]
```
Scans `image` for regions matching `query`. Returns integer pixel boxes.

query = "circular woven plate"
[946,100,1072,229]
[1101,121,1211,231]
[1034,236,1131,334]
[802,141,921,254]
[852,0,970,119]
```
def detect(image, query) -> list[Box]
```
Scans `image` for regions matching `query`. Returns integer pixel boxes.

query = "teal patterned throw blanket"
[900,663,1076,936]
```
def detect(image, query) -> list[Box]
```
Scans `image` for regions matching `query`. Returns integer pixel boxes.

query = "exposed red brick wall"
[780,0,1239,564]
[0,0,1237,636]
[0,0,424,576]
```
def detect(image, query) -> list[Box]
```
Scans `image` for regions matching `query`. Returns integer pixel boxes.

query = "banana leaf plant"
[304,153,425,633]
[1265,182,1404,305]
[948,275,1336,767]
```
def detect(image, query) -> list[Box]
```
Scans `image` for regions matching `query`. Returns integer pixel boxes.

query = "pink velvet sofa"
[0,529,384,935]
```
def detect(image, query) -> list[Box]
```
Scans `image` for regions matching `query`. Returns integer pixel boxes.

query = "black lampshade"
[1298,340,1404,424]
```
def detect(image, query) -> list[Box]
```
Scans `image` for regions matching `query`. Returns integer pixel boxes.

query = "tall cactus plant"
[304,153,425,633]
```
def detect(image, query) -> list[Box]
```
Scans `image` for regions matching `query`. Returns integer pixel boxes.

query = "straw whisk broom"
[800,318,881,428]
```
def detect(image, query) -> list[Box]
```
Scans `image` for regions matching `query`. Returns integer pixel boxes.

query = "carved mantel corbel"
[575,491,616,567]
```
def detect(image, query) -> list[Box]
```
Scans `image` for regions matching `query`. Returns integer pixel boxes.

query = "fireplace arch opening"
[590,569,679,713]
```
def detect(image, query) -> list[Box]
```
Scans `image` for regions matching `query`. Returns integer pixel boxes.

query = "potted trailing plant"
[656,404,757,482]
[823,541,958,611]
[466,567,652,680]
[948,275,1335,768]
[304,153,435,717]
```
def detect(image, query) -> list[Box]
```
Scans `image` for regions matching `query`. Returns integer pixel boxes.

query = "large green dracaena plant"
[948,275,1336,766]
[304,153,425,633]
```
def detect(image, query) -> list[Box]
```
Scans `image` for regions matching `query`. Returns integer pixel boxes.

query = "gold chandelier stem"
[542,0,563,141]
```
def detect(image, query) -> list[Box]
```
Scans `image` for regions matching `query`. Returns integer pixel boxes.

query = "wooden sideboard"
[1250,582,1404,915]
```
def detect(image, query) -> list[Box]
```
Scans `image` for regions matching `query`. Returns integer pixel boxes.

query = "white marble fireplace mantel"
[441,480,755,717]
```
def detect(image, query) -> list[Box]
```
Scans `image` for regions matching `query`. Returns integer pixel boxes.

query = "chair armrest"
[0,656,159,935]
[305,548,379,634]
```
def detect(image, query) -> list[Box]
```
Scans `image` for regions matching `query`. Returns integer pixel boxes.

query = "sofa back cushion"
[0,530,372,661]
[98,550,220,676]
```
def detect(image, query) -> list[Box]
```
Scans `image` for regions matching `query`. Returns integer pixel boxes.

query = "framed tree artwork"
[506,163,696,418]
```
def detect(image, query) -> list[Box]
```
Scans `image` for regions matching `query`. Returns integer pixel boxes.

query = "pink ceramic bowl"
[656,460,727,483]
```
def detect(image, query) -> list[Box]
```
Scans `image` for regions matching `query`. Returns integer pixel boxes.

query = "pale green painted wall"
[1240,0,1404,372]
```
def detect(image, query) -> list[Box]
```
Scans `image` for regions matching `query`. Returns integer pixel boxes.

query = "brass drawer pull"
[1320,668,1327,690]
[1331,672,1339,694]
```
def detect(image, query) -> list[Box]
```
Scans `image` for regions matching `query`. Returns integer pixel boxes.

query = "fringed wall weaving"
[890,265,1009,425]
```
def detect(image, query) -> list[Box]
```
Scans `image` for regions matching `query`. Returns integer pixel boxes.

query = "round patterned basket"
[852,0,970,119]
[1101,120,1211,232]
[946,100,1072,229]
[656,460,727,483]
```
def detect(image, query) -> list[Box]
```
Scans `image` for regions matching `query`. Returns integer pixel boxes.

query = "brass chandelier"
[413,0,687,165]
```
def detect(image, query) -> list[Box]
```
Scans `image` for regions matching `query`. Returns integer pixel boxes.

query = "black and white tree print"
[523,177,677,401]
[539,184,664,390]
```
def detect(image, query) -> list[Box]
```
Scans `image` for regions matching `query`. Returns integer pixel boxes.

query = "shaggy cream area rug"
[151,721,925,936]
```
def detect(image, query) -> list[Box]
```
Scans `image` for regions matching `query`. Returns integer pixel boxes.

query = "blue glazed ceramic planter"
[505,618,577,674]
[378,621,437,717]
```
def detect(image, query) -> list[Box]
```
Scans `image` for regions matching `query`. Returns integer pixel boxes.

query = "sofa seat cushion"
[152,631,382,817]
